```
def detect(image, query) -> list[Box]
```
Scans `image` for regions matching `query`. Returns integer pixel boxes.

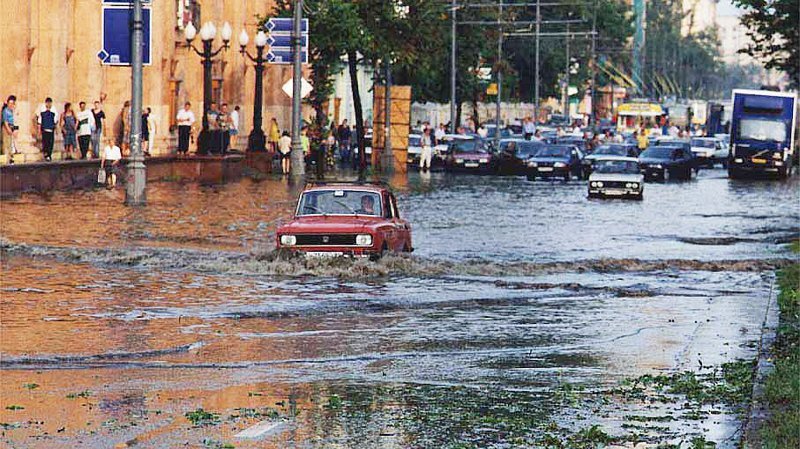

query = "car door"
[388,193,408,251]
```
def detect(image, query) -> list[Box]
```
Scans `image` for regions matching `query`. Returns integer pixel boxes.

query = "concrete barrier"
[0,152,277,197]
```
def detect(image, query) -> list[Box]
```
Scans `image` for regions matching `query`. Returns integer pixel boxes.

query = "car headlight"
[280,235,296,246]
[653,164,663,169]
[455,158,464,164]
[528,162,538,168]
[596,181,604,187]
[734,158,743,163]
[626,183,639,189]
[773,152,782,160]
[479,158,488,164]
[553,162,567,168]
[355,234,373,246]
[590,181,597,187]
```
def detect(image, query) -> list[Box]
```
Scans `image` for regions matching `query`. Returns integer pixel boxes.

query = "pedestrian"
[229,105,240,150]
[38,97,59,161]
[100,136,122,188]
[76,101,96,159]
[420,127,433,172]
[523,116,536,140]
[533,129,543,141]
[146,107,157,155]
[120,100,131,155]
[268,117,280,153]
[206,101,221,154]
[141,106,151,156]
[61,102,77,160]
[301,126,310,160]
[325,131,336,169]
[218,103,231,154]
[337,119,351,164]
[279,130,291,174]
[91,100,105,158]
[477,124,488,138]
[435,123,446,144]
[1,95,18,163]
[176,101,195,156]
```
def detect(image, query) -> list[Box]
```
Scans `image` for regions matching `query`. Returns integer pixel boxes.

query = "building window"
[176,0,200,30]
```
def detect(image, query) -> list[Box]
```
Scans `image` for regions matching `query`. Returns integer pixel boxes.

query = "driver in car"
[356,195,376,215]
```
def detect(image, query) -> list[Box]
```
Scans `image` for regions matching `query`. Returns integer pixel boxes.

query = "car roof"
[304,184,386,194]
[592,156,639,162]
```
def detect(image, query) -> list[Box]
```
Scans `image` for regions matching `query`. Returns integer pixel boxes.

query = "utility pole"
[590,0,597,125]
[534,0,540,122]
[289,0,305,181]
[633,0,646,94]
[495,0,503,150]
[450,0,458,133]
[564,21,570,118]
[125,0,146,205]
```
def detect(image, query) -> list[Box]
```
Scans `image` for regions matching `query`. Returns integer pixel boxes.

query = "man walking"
[229,105,240,150]
[91,100,105,158]
[76,101,96,159]
[176,102,195,156]
[420,127,433,172]
[38,97,59,161]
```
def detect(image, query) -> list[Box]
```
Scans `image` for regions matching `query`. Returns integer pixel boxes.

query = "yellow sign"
[486,83,498,96]
[617,103,664,117]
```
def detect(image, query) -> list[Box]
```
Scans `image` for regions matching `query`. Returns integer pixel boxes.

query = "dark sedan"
[581,143,639,178]
[526,144,584,181]
[638,145,698,180]
[497,139,544,175]
[444,137,495,173]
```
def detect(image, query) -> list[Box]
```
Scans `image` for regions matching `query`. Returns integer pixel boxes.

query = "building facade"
[0,0,315,163]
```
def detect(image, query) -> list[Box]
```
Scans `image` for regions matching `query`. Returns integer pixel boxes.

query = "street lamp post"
[239,29,269,152]
[184,21,231,155]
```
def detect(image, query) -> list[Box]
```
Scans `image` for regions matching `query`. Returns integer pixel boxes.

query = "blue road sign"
[265,18,309,34]
[100,6,151,66]
[266,35,308,48]
[267,49,309,65]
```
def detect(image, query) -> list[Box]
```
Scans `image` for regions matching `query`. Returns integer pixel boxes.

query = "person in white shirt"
[229,105,240,150]
[176,102,196,155]
[76,101,96,159]
[101,137,122,188]
[523,117,536,140]
[435,123,446,144]
[477,125,488,138]
[279,131,292,174]
[420,127,434,172]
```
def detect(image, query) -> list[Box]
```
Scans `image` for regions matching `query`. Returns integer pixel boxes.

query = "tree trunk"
[471,92,480,130]
[348,50,366,177]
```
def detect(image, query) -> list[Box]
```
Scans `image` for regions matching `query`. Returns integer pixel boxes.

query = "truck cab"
[728,89,797,179]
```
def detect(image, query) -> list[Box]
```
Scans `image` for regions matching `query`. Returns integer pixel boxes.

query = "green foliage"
[185,408,221,426]
[733,0,799,88]
[761,263,800,449]
[66,390,91,399]
[4,405,24,411]
[22,383,39,390]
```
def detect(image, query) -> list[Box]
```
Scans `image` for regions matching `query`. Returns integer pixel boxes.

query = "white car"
[588,156,644,200]
[690,137,728,167]
[407,133,422,165]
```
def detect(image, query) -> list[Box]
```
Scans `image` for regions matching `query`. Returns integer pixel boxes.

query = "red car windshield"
[297,190,383,216]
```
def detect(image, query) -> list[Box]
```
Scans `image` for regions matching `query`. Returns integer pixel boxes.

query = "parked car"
[556,135,590,153]
[581,143,639,178]
[526,144,584,181]
[276,183,413,258]
[407,133,423,167]
[444,136,495,173]
[496,139,544,175]
[352,133,373,164]
[690,137,729,167]
[587,157,644,200]
[638,145,698,180]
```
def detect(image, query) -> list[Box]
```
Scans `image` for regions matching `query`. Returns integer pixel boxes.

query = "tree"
[733,0,799,88]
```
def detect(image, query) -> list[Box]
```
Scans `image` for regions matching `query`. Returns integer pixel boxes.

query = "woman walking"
[279,130,292,174]
[61,103,77,160]
[268,118,280,153]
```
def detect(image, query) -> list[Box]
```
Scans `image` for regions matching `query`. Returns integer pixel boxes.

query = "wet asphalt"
[0,167,797,448]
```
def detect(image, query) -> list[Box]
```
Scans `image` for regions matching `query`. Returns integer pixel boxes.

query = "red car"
[276,184,413,258]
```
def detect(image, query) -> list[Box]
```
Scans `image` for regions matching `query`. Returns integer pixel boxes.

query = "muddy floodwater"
[1,169,797,448]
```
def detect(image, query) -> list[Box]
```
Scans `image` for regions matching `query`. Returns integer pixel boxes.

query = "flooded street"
[1,169,797,448]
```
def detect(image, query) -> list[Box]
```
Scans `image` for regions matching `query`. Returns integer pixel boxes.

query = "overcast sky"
[717,0,741,16]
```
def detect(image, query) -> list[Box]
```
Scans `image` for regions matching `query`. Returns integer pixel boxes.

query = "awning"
[617,103,664,117]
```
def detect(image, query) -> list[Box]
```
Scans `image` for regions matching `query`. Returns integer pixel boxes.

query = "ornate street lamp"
[239,28,269,152]
[184,20,232,154]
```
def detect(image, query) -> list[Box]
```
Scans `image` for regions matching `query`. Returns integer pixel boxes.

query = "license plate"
[464,162,479,168]
[752,158,767,164]
[538,167,553,172]
[305,251,344,258]
[603,189,624,196]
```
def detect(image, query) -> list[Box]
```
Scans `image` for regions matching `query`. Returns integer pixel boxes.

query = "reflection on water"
[1,170,796,447]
